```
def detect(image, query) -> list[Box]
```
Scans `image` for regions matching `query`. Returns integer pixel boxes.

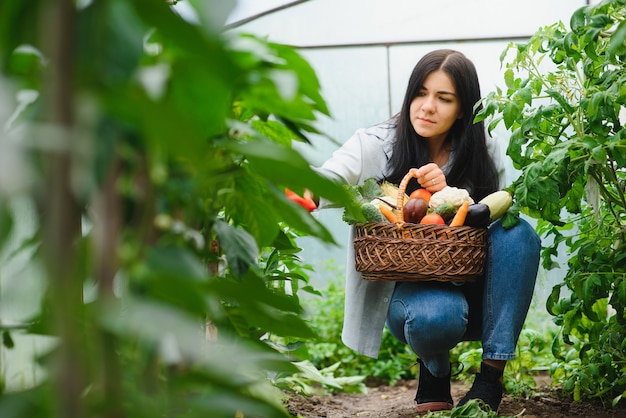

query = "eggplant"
[464,203,491,228]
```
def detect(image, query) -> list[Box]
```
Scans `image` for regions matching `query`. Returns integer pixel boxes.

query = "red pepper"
[285,188,299,200]
[285,188,317,212]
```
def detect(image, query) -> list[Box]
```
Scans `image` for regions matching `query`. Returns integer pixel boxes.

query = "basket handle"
[395,168,420,226]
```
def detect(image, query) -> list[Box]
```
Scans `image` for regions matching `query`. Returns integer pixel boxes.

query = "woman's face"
[409,70,463,142]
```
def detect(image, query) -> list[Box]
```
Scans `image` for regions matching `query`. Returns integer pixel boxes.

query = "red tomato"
[419,213,445,225]
[410,188,432,204]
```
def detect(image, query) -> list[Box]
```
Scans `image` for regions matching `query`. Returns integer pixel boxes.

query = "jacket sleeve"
[313,127,391,208]
[314,131,366,186]
[316,128,389,183]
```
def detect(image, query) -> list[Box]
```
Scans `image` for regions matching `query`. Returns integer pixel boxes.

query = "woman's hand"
[416,163,447,193]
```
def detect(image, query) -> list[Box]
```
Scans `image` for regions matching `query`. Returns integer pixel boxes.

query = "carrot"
[449,201,469,226]
[379,205,398,223]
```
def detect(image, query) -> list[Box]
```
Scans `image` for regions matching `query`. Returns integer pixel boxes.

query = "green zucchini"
[478,190,513,221]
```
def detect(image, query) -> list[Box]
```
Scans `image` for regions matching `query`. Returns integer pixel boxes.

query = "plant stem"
[40,1,85,417]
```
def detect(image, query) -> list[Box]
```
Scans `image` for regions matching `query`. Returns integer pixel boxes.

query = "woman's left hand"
[416,163,447,193]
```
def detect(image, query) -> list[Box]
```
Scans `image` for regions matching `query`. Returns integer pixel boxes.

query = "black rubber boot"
[457,362,504,412]
[414,359,454,413]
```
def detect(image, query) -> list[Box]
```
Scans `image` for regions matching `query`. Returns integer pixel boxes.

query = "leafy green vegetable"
[359,177,384,200]
[340,178,384,224]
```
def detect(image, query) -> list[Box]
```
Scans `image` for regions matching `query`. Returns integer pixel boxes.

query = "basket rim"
[354,220,487,230]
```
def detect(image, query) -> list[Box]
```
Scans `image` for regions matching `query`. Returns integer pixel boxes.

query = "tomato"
[419,213,445,225]
[410,188,432,204]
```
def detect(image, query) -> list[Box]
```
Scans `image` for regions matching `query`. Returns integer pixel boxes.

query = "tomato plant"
[476,0,626,404]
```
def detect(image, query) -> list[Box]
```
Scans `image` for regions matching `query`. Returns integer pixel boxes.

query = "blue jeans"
[386,218,541,377]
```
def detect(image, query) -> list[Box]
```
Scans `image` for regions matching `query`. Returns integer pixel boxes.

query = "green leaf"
[147,246,208,281]
[516,86,533,106]
[272,42,330,117]
[211,271,317,338]
[359,178,384,199]
[230,174,281,247]
[581,274,603,317]
[2,330,14,349]
[563,32,581,60]
[584,27,603,45]
[141,247,211,317]
[166,58,233,138]
[250,119,299,146]
[546,285,563,316]
[500,211,519,229]
[502,100,523,129]
[0,205,15,253]
[609,278,626,315]
[589,13,611,29]
[214,219,259,277]
[570,6,588,33]
[608,18,626,57]
[504,68,515,89]
[546,89,574,113]
[486,116,503,134]
[591,297,609,321]
[0,1,43,74]
[529,78,542,96]
[182,390,291,418]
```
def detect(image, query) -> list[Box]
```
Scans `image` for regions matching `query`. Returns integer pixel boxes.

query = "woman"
[313,49,541,413]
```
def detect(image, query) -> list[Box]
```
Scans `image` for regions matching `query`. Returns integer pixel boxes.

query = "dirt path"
[286,378,626,417]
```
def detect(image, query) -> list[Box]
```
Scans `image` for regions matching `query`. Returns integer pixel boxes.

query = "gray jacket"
[314,119,505,358]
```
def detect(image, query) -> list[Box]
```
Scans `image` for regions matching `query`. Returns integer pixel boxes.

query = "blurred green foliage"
[0,1,359,417]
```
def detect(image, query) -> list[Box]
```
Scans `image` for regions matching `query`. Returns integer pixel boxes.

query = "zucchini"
[478,190,513,221]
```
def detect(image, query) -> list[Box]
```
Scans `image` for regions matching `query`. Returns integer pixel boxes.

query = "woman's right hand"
[415,163,447,193]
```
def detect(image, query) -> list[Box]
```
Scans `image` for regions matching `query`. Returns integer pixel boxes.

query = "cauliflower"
[429,186,474,210]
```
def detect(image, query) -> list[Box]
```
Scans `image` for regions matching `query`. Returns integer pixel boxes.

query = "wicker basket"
[354,169,487,282]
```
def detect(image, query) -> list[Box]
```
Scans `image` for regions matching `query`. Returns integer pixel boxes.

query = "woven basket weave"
[354,169,487,282]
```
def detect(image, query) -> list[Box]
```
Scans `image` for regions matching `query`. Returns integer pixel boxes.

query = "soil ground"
[285,375,626,417]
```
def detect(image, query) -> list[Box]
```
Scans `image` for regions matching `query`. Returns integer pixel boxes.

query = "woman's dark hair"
[384,49,499,201]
